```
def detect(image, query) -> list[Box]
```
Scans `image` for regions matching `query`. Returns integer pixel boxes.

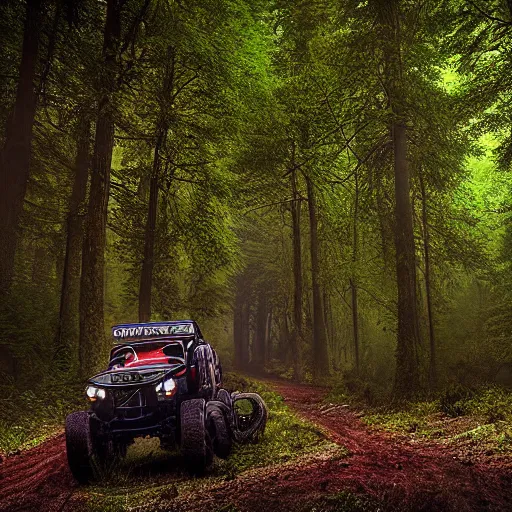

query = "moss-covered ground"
[327,383,512,458]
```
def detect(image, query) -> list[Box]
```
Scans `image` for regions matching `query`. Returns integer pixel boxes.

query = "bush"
[438,385,475,417]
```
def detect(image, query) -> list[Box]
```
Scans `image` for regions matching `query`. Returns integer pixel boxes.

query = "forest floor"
[1,378,512,512]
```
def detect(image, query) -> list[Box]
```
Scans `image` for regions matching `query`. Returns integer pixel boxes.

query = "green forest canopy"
[1,0,512,397]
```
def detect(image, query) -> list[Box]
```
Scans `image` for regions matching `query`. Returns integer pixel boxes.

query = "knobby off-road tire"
[208,408,232,459]
[65,411,93,484]
[180,398,213,474]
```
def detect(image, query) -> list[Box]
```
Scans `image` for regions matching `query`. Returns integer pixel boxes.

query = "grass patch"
[342,384,512,451]
[362,400,444,439]
[85,373,342,512]
[219,373,335,475]
[0,376,84,455]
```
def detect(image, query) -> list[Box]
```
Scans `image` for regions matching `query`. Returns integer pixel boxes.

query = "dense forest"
[1,0,512,400]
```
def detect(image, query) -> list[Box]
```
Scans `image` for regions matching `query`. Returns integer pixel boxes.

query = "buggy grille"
[112,387,156,419]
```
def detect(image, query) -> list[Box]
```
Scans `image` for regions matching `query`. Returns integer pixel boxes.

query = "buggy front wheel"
[65,411,93,484]
[180,398,213,474]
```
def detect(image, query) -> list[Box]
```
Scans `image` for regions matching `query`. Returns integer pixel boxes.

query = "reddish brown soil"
[180,380,512,512]
[1,380,512,511]
[0,433,77,512]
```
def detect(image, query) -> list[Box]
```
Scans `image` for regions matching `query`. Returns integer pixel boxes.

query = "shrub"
[438,385,474,417]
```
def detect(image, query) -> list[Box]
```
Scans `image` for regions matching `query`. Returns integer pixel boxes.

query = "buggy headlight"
[155,378,177,398]
[86,385,106,401]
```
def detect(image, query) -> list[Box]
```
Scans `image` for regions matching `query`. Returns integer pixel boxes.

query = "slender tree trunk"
[79,0,122,377]
[290,162,304,381]
[420,173,436,390]
[351,168,360,373]
[138,133,164,322]
[323,290,334,356]
[55,119,90,370]
[234,277,250,369]
[138,46,175,322]
[0,0,42,292]
[375,0,422,396]
[350,278,359,371]
[241,302,250,367]
[234,282,244,369]
[279,312,291,364]
[306,175,330,379]
[265,309,272,365]
[252,290,267,370]
[392,121,421,395]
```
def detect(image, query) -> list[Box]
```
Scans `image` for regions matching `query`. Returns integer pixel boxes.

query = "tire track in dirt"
[177,380,512,511]
[0,434,77,512]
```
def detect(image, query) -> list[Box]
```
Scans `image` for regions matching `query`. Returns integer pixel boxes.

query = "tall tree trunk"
[392,121,421,395]
[279,312,291,364]
[138,133,164,322]
[306,175,330,379]
[55,119,90,370]
[323,290,334,356]
[138,46,175,322]
[233,285,244,369]
[234,276,250,369]
[0,0,42,292]
[79,0,122,377]
[420,173,436,390]
[241,301,250,367]
[375,0,422,396]
[351,167,360,373]
[265,309,272,365]
[252,290,267,370]
[290,162,304,381]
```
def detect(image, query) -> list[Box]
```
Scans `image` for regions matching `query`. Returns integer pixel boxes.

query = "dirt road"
[1,379,511,511]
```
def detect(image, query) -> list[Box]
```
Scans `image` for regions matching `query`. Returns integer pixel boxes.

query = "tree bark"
[306,175,330,379]
[138,46,175,322]
[234,276,250,369]
[252,289,267,370]
[351,167,360,373]
[0,0,42,292]
[420,173,436,390]
[265,309,272,365]
[138,133,164,322]
[290,162,304,381]
[55,118,90,371]
[374,0,422,396]
[79,0,122,378]
[392,121,421,395]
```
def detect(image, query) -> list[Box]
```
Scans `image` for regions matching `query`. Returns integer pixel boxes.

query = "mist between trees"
[1,0,511,398]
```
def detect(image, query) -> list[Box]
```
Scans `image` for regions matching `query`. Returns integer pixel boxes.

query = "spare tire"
[180,398,212,474]
[208,408,232,459]
[65,411,93,484]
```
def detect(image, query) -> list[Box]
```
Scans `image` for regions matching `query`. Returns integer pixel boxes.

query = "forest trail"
[1,379,512,512]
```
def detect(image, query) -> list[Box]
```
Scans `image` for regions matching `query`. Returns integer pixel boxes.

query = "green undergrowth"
[86,373,342,512]
[333,383,512,450]
[0,374,84,455]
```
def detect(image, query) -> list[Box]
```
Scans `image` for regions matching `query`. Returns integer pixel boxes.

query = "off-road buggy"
[65,321,267,483]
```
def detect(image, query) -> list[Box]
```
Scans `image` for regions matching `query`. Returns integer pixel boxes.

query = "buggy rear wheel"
[65,411,93,484]
[208,408,232,459]
[180,398,212,474]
